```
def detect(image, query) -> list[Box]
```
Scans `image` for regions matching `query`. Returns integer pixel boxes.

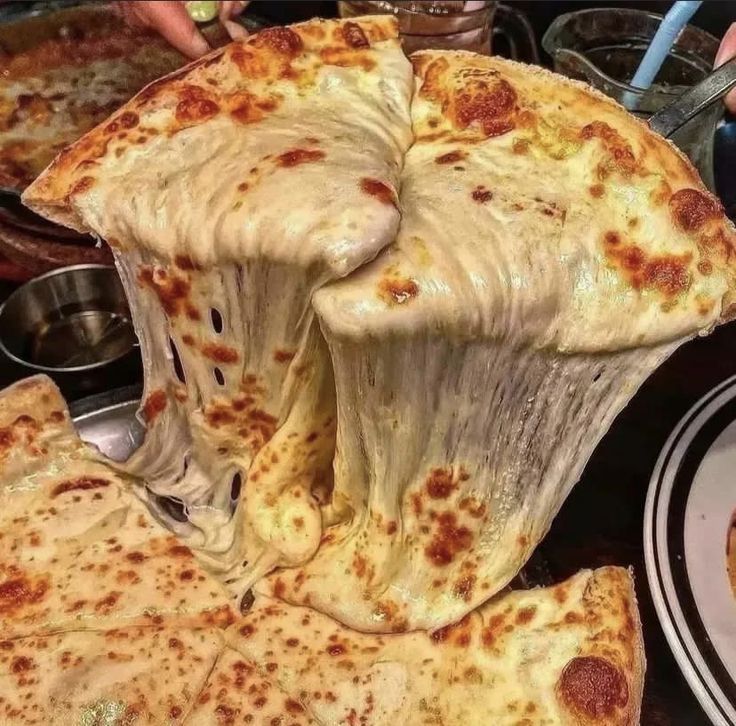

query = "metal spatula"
[649,56,736,138]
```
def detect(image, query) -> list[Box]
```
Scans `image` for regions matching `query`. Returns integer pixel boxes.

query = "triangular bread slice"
[231,567,644,725]
[0,376,236,638]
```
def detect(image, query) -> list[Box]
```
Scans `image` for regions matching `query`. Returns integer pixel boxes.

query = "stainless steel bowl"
[0,264,137,372]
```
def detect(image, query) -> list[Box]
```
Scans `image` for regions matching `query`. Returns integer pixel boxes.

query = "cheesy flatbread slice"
[0,626,222,724]
[273,51,736,631]
[23,17,414,592]
[0,376,236,638]
[232,567,643,725]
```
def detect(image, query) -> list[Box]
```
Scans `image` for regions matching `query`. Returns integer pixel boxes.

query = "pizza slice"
[23,16,414,594]
[269,51,736,631]
[0,376,236,638]
[230,567,644,725]
[0,626,222,724]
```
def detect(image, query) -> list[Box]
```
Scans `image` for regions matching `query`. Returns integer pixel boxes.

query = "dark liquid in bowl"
[24,307,135,368]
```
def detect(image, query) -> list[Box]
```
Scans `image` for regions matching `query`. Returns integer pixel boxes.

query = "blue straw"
[623,1,702,110]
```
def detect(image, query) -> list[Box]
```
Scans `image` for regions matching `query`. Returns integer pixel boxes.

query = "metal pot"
[0,264,141,398]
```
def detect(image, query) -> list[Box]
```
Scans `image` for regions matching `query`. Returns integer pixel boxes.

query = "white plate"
[645,375,736,725]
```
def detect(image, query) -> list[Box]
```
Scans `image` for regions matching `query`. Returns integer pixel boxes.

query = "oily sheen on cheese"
[26,16,414,594]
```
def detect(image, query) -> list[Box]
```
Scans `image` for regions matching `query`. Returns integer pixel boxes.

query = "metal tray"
[70,384,142,460]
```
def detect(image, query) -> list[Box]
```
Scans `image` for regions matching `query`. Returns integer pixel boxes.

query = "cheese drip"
[113,249,337,581]
[27,18,416,583]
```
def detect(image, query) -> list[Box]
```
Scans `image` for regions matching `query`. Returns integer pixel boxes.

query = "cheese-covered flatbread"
[23,17,414,594]
[0,9,181,191]
[0,376,236,638]
[271,51,736,631]
[0,626,222,724]
[231,567,644,725]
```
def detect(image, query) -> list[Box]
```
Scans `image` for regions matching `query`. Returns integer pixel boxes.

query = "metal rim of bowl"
[542,8,720,100]
[0,263,136,374]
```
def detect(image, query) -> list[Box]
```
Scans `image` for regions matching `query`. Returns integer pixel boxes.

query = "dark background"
[250,1,736,51]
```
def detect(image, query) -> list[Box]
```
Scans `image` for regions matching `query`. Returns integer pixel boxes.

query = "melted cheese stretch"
[265,334,674,630]
[22,20,736,633]
[83,19,415,589]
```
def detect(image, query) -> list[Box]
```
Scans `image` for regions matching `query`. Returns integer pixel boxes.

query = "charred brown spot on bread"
[589,183,605,198]
[168,544,192,558]
[423,59,513,135]
[481,612,510,650]
[51,477,110,498]
[201,343,239,364]
[174,85,220,125]
[435,150,466,165]
[276,148,325,167]
[138,267,191,317]
[669,188,721,232]
[426,468,457,499]
[174,254,200,271]
[285,698,304,714]
[425,512,473,566]
[453,574,476,601]
[515,606,536,624]
[228,92,274,125]
[472,186,492,203]
[431,615,472,646]
[377,275,418,305]
[94,591,122,613]
[320,47,376,71]
[451,75,517,137]
[459,495,486,519]
[142,389,167,423]
[342,21,370,48]
[607,243,692,299]
[274,349,295,363]
[580,121,637,177]
[360,177,395,205]
[558,656,629,718]
[118,111,139,129]
[643,257,692,297]
[11,655,34,674]
[254,26,304,56]
[69,175,94,197]
[0,574,49,614]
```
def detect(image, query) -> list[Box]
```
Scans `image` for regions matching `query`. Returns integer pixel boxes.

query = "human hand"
[716,22,736,114]
[113,1,249,59]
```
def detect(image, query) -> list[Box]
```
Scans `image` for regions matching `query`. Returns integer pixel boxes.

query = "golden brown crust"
[22,15,400,232]
[555,567,645,725]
